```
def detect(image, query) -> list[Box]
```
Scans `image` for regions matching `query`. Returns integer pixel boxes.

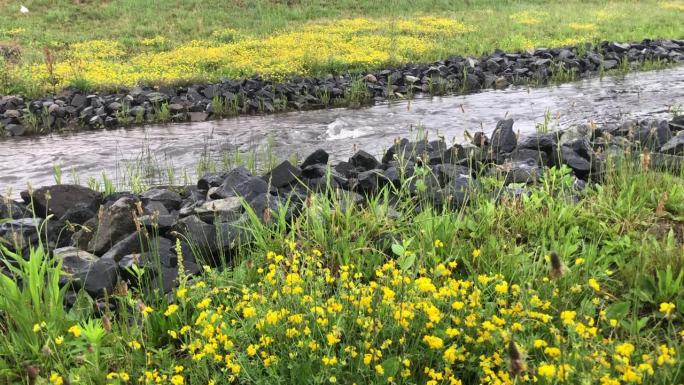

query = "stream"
[1,66,683,196]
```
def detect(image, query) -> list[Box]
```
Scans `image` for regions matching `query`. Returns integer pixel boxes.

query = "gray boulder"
[502,160,544,184]
[490,119,517,154]
[100,232,141,262]
[660,134,684,155]
[350,150,381,171]
[53,247,98,278]
[635,120,672,150]
[195,197,243,223]
[0,196,26,219]
[59,203,96,225]
[172,215,246,261]
[20,184,101,218]
[301,149,329,168]
[263,161,302,188]
[141,189,182,211]
[211,171,270,202]
[517,133,558,153]
[560,145,592,175]
[0,218,41,251]
[197,172,229,191]
[88,197,137,255]
[75,258,119,298]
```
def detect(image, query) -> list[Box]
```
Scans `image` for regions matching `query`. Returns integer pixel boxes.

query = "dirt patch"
[649,217,684,245]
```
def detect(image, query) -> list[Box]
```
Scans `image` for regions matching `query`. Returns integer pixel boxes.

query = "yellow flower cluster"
[69,40,126,60]
[135,245,679,384]
[140,35,167,47]
[29,17,474,88]
[568,22,598,31]
[0,27,25,37]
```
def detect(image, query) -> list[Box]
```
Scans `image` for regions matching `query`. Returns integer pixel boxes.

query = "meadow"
[0,0,683,96]
[1,144,684,384]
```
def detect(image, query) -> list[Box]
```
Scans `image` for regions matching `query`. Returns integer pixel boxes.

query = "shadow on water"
[1,66,683,194]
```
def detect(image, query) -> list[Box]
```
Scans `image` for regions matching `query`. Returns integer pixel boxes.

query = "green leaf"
[399,253,416,272]
[381,356,401,377]
[605,301,630,320]
[635,317,649,333]
[69,290,95,320]
[391,243,405,257]
[633,289,653,303]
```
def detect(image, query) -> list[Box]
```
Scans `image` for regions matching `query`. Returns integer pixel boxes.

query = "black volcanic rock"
[21,184,101,219]
[490,119,517,154]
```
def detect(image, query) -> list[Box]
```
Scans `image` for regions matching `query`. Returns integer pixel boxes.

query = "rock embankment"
[1,115,683,309]
[1,39,683,136]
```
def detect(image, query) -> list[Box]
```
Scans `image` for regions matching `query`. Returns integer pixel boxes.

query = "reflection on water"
[1,66,683,195]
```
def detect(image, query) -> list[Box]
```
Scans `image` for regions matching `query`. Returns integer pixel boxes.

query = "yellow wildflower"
[588,278,600,292]
[128,340,142,350]
[49,373,64,385]
[242,306,257,318]
[443,346,458,364]
[68,325,81,338]
[537,363,556,379]
[415,277,437,293]
[176,287,188,299]
[164,304,179,317]
[659,302,676,315]
[142,306,154,316]
[615,343,635,357]
[560,310,576,326]
[33,322,46,332]
[423,335,444,349]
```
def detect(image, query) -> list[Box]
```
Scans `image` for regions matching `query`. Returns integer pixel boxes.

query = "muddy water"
[1,67,683,195]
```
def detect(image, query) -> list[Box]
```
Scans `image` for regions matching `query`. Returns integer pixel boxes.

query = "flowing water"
[1,66,683,196]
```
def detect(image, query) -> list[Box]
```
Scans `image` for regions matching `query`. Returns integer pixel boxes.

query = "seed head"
[508,339,525,377]
[132,207,142,232]
[640,150,651,171]
[549,251,565,279]
[26,365,39,385]
[102,315,112,333]
[113,281,129,296]
[508,339,521,360]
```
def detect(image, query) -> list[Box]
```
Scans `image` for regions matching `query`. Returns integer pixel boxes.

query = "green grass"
[1,0,681,56]
[0,0,683,96]
[1,144,684,384]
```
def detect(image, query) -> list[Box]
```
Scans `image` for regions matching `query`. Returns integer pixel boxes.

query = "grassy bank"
[1,152,684,384]
[0,0,683,96]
